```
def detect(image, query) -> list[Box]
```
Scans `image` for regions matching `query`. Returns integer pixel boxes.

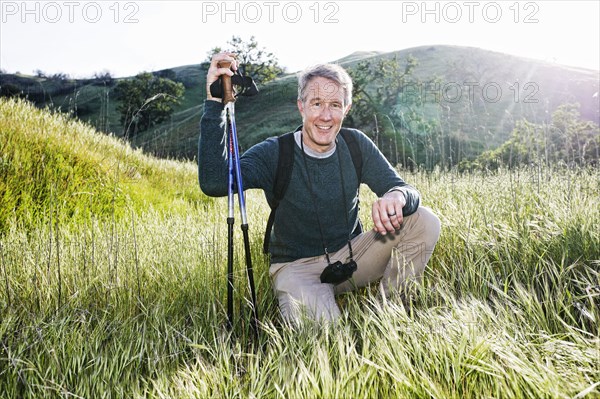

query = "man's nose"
[319,104,333,119]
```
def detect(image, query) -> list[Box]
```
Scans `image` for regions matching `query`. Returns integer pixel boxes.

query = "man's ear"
[297,99,304,114]
[344,103,352,117]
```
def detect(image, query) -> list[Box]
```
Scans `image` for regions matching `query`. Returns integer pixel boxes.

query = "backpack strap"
[340,128,363,236]
[263,131,295,254]
[339,129,363,182]
[263,128,363,254]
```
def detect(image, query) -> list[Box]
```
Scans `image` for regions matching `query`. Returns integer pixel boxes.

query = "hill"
[1,45,598,162]
[0,97,208,231]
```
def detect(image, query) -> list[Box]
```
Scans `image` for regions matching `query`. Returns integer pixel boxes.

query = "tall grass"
[0,98,598,398]
[0,98,208,231]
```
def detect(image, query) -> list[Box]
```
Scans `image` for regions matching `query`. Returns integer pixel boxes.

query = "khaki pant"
[269,206,441,323]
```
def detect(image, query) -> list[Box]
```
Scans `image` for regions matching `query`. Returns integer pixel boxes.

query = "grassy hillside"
[0,99,598,398]
[0,97,208,231]
[133,45,600,160]
[2,46,598,162]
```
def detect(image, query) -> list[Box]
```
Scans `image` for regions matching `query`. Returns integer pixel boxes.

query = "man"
[198,52,441,323]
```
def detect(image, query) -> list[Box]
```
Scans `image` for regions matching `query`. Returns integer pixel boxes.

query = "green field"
[0,98,599,398]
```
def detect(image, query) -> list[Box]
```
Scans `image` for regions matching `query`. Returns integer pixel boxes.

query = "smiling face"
[297,76,351,153]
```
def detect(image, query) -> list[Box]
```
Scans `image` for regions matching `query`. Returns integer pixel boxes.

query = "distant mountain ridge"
[1,45,598,162]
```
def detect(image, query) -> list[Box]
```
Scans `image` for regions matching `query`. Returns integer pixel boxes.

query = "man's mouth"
[316,124,332,131]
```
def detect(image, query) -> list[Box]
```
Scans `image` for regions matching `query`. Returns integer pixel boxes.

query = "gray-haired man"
[199,53,441,323]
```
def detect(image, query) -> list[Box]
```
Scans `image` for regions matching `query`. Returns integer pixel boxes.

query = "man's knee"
[404,206,441,243]
[271,265,340,323]
[416,206,441,243]
[396,207,441,264]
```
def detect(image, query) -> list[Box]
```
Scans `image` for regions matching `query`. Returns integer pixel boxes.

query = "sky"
[1,0,599,78]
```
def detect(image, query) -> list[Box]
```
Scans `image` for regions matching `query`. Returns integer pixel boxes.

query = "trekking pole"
[219,60,259,336]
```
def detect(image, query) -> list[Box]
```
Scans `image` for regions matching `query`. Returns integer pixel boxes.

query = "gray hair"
[297,64,353,107]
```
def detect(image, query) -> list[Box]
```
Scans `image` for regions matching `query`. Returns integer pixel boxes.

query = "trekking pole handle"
[218,60,236,104]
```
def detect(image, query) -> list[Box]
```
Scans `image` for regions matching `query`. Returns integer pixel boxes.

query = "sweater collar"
[293,130,336,159]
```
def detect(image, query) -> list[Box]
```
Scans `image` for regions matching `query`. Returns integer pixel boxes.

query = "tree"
[347,55,440,168]
[92,70,114,86]
[207,36,285,85]
[0,83,22,98]
[548,103,599,165]
[114,72,185,136]
[50,72,70,82]
[474,103,599,169]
